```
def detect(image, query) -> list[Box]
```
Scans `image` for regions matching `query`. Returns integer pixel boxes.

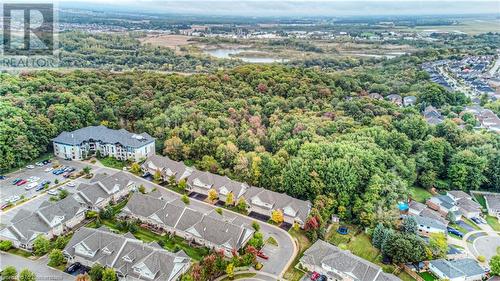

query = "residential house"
[484,193,500,218]
[386,94,403,106]
[299,240,401,281]
[447,191,482,219]
[75,171,136,210]
[0,196,86,250]
[120,193,254,256]
[52,125,155,161]
[63,227,190,281]
[462,106,500,133]
[408,200,449,225]
[426,194,462,220]
[428,258,486,281]
[368,93,384,100]
[403,96,417,107]
[412,215,447,237]
[423,106,444,125]
[141,155,311,227]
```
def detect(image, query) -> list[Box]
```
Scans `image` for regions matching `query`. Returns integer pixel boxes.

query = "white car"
[35,162,44,166]
[26,165,35,169]
[25,182,38,190]
[8,196,20,203]
[48,190,58,196]
[45,167,54,172]
[27,176,40,182]
[66,182,76,187]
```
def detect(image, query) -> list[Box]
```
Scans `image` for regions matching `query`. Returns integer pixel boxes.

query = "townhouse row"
[141,155,311,227]
[120,192,254,257]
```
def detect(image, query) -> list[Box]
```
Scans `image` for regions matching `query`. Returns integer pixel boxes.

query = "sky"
[59,0,500,17]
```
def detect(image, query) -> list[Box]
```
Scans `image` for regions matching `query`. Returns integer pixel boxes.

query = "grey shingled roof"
[122,193,253,251]
[52,125,154,148]
[412,215,447,231]
[301,240,401,281]
[64,227,190,281]
[484,193,500,210]
[430,259,485,279]
[2,196,85,244]
[77,171,134,206]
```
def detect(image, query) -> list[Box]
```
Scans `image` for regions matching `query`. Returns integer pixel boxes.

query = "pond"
[203,48,287,63]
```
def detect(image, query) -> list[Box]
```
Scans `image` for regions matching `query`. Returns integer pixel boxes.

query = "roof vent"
[132,134,144,140]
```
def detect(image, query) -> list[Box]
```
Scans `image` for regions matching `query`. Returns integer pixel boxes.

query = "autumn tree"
[271,210,284,224]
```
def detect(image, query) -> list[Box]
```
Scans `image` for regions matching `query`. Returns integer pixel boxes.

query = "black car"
[0,175,6,180]
[318,275,327,281]
[42,159,51,165]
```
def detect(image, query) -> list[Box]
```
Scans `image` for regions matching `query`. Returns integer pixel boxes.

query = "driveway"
[0,252,74,281]
[77,161,297,277]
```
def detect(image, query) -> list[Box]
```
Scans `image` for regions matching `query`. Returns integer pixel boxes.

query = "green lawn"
[486,215,500,231]
[99,157,128,170]
[7,248,33,258]
[327,224,394,273]
[283,228,310,281]
[221,273,256,280]
[398,271,417,281]
[409,187,432,203]
[450,222,469,234]
[419,272,437,281]
[473,194,487,209]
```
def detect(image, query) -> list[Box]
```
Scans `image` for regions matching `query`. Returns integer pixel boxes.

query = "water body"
[204,48,287,63]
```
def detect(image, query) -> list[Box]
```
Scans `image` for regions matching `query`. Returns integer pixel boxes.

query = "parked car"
[12,178,21,185]
[53,169,64,175]
[311,272,320,281]
[35,184,46,192]
[48,189,58,196]
[63,172,74,178]
[27,176,40,182]
[66,182,76,187]
[16,180,27,186]
[42,159,51,165]
[447,227,464,238]
[25,182,38,190]
[35,162,44,166]
[317,275,327,281]
[0,175,6,180]
[471,217,482,224]
[1,203,10,210]
[64,167,75,173]
[45,167,54,172]
[8,195,20,203]
[256,251,269,260]
[26,165,35,169]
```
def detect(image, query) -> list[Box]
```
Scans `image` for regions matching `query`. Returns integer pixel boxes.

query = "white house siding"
[248,205,271,217]
[54,141,154,162]
[417,225,445,237]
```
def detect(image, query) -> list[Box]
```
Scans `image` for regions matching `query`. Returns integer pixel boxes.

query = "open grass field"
[139,35,194,49]
[409,187,432,203]
[486,215,500,231]
[398,19,500,35]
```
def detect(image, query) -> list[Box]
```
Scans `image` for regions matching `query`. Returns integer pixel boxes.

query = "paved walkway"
[0,252,74,281]
[214,270,282,281]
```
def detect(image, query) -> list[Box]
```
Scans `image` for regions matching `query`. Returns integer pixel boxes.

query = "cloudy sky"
[60,0,500,17]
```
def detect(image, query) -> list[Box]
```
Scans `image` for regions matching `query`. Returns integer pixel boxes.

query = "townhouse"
[299,240,401,281]
[75,171,137,210]
[64,227,190,281]
[52,125,156,162]
[0,196,86,250]
[428,258,486,281]
[141,155,311,227]
[120,192,254,256]
[423,105,444,125]
[386,94,403,106]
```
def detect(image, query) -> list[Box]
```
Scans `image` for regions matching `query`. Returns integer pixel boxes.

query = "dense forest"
[1,55,499,227]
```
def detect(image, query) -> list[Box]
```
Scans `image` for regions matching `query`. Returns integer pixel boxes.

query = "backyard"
[98,157,129,170]
[409,187,432,203]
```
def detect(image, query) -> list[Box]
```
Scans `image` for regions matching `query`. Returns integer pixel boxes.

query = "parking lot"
[0,159,87,208]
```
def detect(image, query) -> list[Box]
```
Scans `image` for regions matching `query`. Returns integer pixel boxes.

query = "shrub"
[477,255,486,262]
[1,266,17,281]
[0,240,13,251]
[48,249,65,267]
[19,269,36,281]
